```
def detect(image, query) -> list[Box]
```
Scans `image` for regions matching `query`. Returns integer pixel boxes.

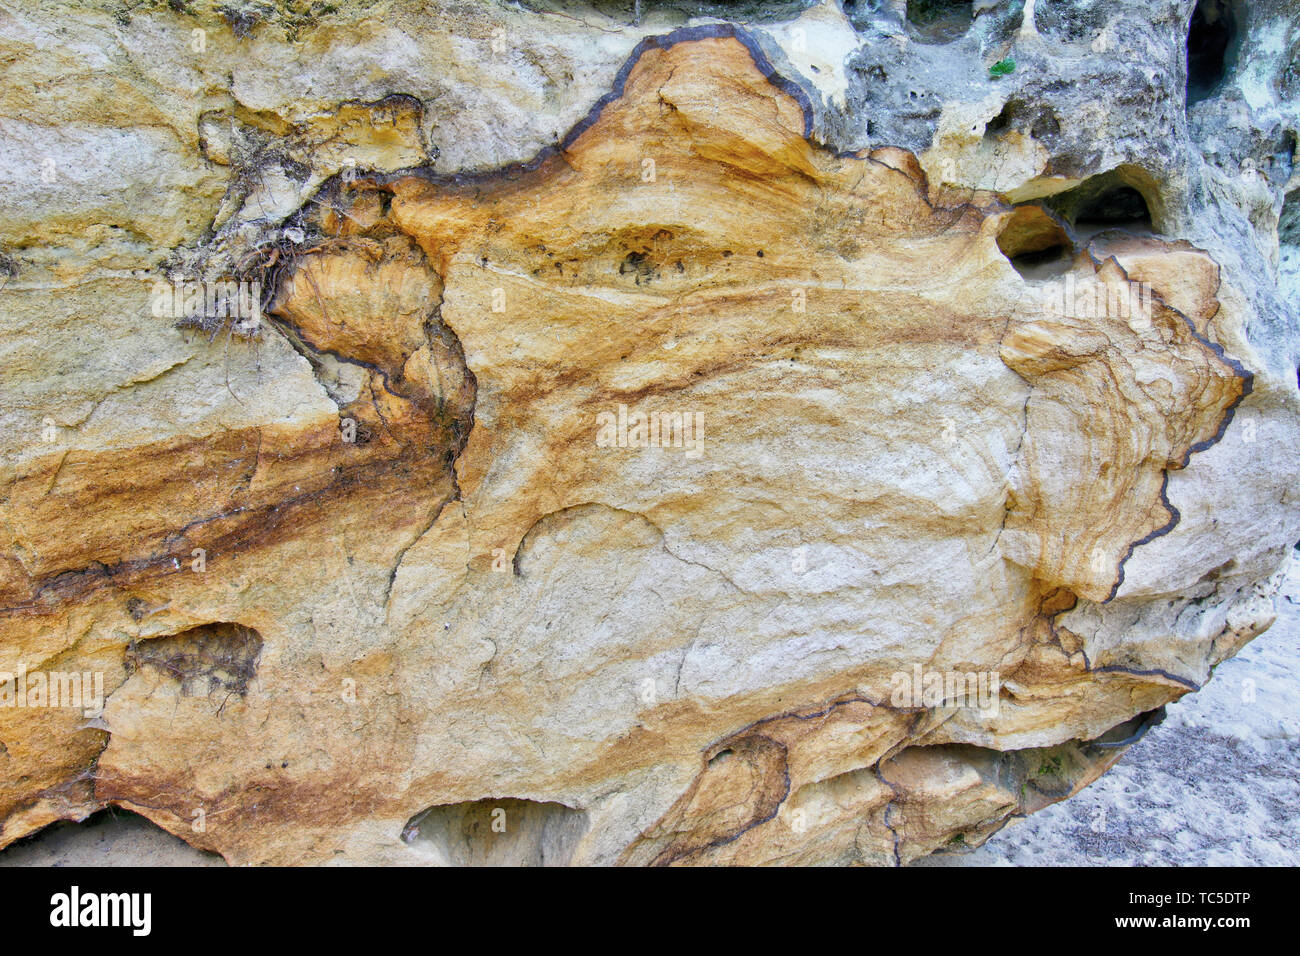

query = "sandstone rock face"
[1,0,1297,866]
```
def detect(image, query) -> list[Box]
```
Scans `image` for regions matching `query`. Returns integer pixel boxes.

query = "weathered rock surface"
[0,0,1297,865]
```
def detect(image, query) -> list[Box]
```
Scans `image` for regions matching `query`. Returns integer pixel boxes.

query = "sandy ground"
[0,808,224,866]
[3,554,1297,867]
[919,552,1300,867]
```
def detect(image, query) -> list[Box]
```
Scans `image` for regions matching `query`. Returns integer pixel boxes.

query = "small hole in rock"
[0,808,224,866]
[996,204,1074,280]
[985,100,1061,142]
[1045,168,1159,241]
[1187,0,1238,105]
[1076,186,1151,227]
[402,798,588,866]
[986,101,1016,137]
[905,0,973,43]
[708,747,735,766]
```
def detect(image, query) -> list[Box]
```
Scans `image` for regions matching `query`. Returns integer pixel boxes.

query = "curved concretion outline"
[349,24,1249,857]
[1073,240,1256,603]
[363,22,1253,602]
[375,22,817,193]
[7,23,1252,641]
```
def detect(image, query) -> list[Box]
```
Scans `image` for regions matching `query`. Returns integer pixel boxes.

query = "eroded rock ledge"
[1,6,1297,866]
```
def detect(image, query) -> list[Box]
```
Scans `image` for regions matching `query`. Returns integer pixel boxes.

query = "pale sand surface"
[918,552,1300,867]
